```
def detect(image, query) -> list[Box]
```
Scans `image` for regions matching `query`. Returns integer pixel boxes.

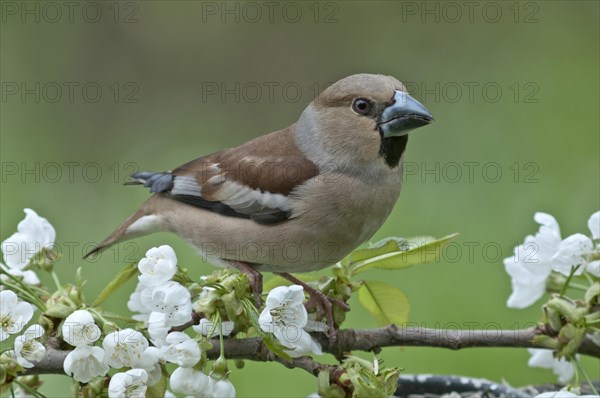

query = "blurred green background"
[1,1,598,396]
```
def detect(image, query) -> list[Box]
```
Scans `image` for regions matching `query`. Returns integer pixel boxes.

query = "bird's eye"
[352,98,372,115]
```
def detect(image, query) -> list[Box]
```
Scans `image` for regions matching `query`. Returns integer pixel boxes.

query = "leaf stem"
[50,271,62,292]
[574,356,598,395]
[560,265,582,297]
[1,280,46,311]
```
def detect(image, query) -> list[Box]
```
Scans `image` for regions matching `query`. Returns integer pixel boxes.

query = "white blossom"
[192,318,235,338]
[259,285,322,358]
[504,213,561,308]
[527,349,575,384]
[1,209,55,285]
[127,283,152,322]
[108,368,148,398]
[147,311,171,347]
[170,367,213,396]
[164,390,176,398]
[62,310,101,347]
[0,290,34,341]
[552,234,593,276]
[138,245,177,287]
[159,331,201,367]
[138,346,160,369]
[102,328,149,368]
[13,324,45,368]
[552,211,600,277]
[141,281,192,327]
[211,379,236,398]
[63,345,109,383]
[144,361,163,387]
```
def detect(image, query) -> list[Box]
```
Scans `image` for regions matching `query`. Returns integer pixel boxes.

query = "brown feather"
[172,126,318,198]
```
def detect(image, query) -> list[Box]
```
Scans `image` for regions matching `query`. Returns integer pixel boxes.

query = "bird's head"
[295,74,433,170]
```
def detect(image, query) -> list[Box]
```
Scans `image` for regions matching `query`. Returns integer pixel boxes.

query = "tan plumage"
[86,74,433,275]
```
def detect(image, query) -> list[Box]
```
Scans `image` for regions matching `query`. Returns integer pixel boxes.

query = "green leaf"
[341,238,408,267]
[261,333,293,361]
[349,233,458,276]
[91,263,138,307]
[358,280,409,326]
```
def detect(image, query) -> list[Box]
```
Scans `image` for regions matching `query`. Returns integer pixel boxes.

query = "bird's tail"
[83,196,163,259]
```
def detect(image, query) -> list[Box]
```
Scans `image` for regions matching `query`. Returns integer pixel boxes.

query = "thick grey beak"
[378,91,433,138]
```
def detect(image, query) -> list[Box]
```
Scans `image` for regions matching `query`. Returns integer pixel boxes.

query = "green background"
[1,1,598,396]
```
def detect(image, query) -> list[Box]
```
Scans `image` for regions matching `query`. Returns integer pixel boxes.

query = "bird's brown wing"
[130,126,319,224]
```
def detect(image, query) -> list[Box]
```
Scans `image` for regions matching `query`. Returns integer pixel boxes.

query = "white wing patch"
[171,175,202,196]
[206,176,290,213]
[170,166,289,219]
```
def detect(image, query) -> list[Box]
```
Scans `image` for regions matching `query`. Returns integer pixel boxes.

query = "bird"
[85,73,433,335]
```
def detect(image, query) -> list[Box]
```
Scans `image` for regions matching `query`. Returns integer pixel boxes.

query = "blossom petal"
[63,345,109,383]
[62,310,101,347]
[527,349,574,384]
[108,368,148,398]
[551,234,593,276]
[138,245,177,287]
[170,367,212,396]
[212,379,236,398]
[1,209,55,269]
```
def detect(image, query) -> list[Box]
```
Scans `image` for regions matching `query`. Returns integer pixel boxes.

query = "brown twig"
[24,325,600,376]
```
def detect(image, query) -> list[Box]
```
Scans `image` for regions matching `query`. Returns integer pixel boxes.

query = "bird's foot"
[275,272,350,341]
[227,261,263,308]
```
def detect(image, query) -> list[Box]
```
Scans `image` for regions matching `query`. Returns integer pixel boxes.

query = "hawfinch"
[86,74,433,333]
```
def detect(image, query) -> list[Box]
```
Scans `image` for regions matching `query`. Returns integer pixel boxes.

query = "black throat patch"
[379,135,408,168]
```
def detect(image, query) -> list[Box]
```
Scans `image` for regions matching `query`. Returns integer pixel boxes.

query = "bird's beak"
[377,90,434,138]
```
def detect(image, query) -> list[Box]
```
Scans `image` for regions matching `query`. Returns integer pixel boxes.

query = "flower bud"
[16,375,42,390]
[194,289,219,316]
[44,303,75,319]
[86,376,108,396]
[532,335,559,349]
[0,363,7,385]
[543,304,563,333]
[317,369,346,398]
[558,325,586,357]
[585,282,600,306]
[546,296,582,324]
[222,291,243,321]
[545,273,566,293]
[211,355,229,380]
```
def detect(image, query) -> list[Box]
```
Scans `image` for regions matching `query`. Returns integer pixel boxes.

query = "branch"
[24,325,600,376]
